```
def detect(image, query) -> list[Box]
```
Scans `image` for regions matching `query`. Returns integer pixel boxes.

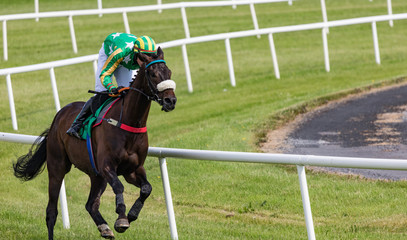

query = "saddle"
[78,97,118,140]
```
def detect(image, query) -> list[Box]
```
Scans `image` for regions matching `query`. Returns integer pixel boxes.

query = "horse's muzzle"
[161,97,177,112]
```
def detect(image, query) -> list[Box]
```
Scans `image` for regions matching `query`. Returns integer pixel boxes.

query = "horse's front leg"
[102,164,130,233]
[124,166,152,223]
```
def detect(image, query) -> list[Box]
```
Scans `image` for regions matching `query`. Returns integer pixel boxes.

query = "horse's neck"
[121,73,151,128]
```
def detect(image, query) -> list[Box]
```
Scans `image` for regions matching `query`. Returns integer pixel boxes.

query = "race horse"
[13,47,177,240]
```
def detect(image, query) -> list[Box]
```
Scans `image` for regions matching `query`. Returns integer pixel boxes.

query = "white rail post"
[6,74,18,130]
[182,44,193,93]
[322,27,330,72]
[297,165,316,240]
[158,0,162,13]
[288,0,293,6]
[59,180,70,229]
[123,12,130,34]
[93,60,98,76]
[98,0,103,17]
[34,0,39,22]
[181,6,190,39]
[320,0,329,34]
[49,68,61,111]
[159,157,178,240]
[387,0,393,27]
[268,33,280,79]
[232,0,237,9]
[225,38,236,87]
[68,15,78,54]
[3,20,8,61]
[249,3,260,39]
[371,21,381,65]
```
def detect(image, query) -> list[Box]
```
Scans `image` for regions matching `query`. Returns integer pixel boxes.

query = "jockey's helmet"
[134,36,157,55]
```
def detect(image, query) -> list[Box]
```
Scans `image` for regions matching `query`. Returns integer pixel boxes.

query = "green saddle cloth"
[78,97,117,140]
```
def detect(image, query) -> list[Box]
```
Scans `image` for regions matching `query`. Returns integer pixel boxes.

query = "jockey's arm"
[99,49,125,92]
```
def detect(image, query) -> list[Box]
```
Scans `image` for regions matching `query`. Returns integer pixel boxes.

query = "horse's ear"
[136,52,149,67]
[157,47,164,59]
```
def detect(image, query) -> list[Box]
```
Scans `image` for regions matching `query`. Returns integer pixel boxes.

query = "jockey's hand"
[110,87,119,95]
[117,86,125,92]
[110,86,126,96]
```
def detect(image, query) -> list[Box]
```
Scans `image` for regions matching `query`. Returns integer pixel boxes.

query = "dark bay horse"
[13,47,176,240]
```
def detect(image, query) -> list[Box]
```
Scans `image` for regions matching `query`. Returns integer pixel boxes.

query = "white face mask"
[157,80,176,92]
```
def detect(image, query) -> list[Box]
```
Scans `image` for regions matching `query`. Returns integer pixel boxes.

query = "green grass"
[2,0,407,239]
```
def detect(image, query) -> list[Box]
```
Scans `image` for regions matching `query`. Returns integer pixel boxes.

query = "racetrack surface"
[262,83,407,180]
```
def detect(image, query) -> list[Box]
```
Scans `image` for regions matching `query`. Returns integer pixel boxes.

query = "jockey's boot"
[66,98,93,139]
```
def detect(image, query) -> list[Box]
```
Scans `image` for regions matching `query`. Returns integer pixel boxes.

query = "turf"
[1,0,407,239]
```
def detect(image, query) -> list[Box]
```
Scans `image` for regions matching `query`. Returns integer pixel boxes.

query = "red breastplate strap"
[106,118,147,133]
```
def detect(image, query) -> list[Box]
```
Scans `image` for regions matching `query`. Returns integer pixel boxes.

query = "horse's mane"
[130,66,145,87]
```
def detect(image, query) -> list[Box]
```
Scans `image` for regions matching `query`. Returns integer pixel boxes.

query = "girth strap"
[86,134,100,175]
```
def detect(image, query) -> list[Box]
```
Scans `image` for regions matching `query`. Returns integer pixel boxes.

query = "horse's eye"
[150,72,156,78]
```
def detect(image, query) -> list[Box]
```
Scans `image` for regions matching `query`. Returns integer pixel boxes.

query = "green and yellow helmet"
[134,36,157,54]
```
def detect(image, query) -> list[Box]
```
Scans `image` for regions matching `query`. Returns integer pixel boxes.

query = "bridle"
[96,59,176,136]
[129,59,176,106]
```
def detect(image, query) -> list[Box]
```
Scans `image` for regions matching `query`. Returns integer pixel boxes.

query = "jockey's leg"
[66,96,94,139]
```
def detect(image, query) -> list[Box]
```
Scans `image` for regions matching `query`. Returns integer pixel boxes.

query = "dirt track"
[261,83,407,180]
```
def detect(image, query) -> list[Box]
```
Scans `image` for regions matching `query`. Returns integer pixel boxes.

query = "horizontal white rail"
[148,147,407,170]
[0,55,98,76]
[160,13,407,48]
[5,132,406,170]
[0,132,38,144]
[3,131,407,239]
[1,0,290,61]
[1,0,289,21]
[4,131,407,170]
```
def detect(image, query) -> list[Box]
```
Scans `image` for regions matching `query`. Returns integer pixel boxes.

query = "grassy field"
[2,0,407,239]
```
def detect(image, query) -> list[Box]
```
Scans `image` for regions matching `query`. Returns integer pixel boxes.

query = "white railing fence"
[319,0,395,33]
[33,0,187,17]
[1,0,290,61]
[2,132,407,240]
[4,0,396,62]
[2,13,407,130]
[0,55,98,130]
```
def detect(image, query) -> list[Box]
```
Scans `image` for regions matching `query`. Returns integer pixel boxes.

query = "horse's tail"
[13,129,49,181]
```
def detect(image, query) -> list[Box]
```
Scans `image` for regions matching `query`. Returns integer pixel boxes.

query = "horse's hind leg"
[85,176,115,239]
[46,154,71,240]
[46,176,64,240]
[124,166,152,224]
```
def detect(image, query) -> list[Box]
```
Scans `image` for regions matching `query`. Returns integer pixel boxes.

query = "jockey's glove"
[110,86,125,96]
[110,87,119,95]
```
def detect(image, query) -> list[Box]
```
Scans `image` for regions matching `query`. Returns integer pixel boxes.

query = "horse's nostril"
[164,97,177,105]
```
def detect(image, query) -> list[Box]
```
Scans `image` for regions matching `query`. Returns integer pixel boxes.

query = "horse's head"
[135,47,177,112]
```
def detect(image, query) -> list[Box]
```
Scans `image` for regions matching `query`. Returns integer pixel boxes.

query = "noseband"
[130,59,176,106]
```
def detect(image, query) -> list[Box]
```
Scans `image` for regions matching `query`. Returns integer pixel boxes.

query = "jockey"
[66,33,157,139]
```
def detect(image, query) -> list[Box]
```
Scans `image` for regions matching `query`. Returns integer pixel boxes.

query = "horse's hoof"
[98,224,115,239]
[114,218,130,233]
